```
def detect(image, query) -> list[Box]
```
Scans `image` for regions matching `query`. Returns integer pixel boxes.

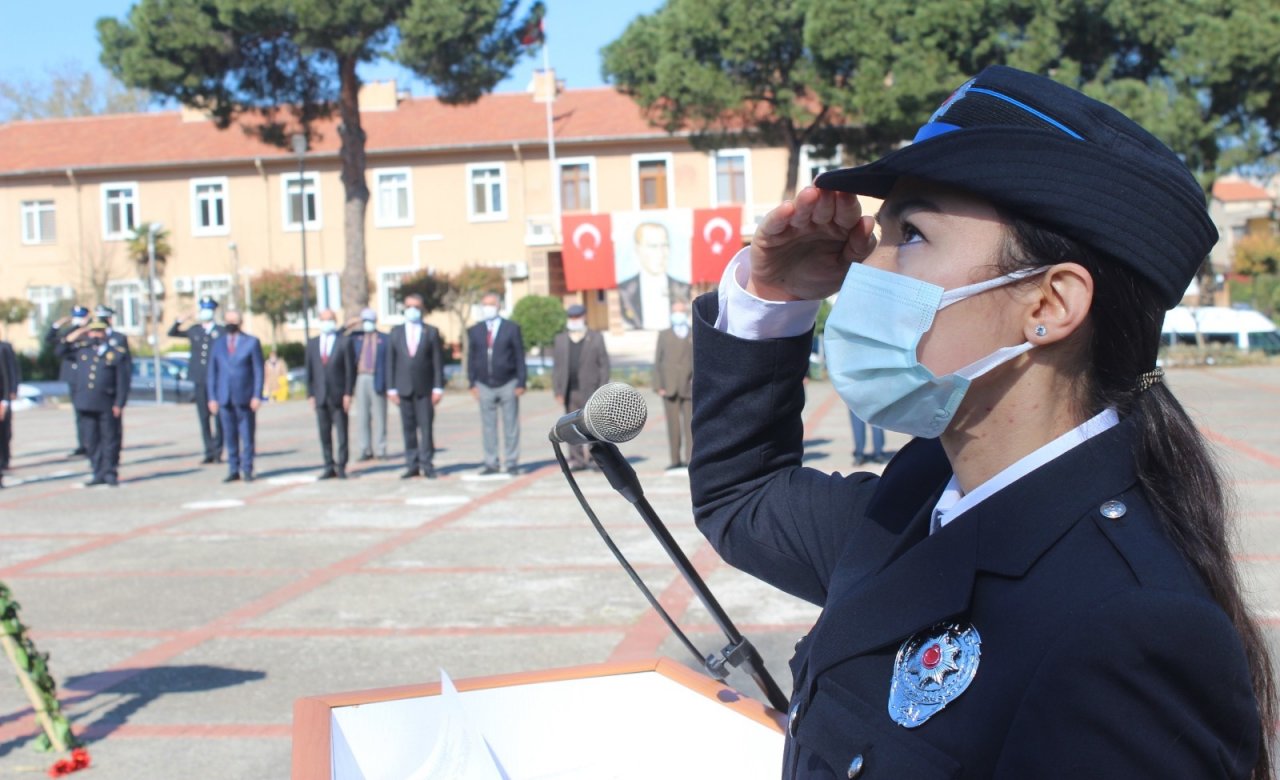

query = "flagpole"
[542,38,560,240]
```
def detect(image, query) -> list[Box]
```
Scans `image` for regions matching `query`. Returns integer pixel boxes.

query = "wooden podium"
[293,658,786,779]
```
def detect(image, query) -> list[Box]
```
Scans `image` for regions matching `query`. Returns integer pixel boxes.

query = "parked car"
[130,357,196,403]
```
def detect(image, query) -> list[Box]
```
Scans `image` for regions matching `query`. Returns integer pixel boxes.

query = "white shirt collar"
[930,408,1120,533]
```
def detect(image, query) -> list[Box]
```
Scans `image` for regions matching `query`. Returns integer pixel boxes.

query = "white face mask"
[319,320,337,334]
[361,320,376,333]
[481,305,500,321]
[404,307,423,323]
[670,312,688,328]
[197,309,215,323]
[824,263,1046,439]
[567,318,586,332]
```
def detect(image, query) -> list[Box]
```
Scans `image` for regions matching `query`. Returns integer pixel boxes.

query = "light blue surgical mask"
[670,312,688,328]
[197,309,215,323]
[824,262,1046,439]
[404,307,423,323]
[319,320,337,334]
[361,320,376,333]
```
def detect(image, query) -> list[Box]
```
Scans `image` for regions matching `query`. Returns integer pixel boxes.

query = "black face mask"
[225,323,241,334]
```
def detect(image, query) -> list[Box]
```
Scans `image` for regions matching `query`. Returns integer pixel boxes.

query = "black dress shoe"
[71,447,88,457]
[479,465,500,476]
[105,478,119,487]
[319,469,337,480]
[358,452,374,462]
[400,469,420,480]
[84,478,106,487]
[853,455,867,466]
[243,472,255,483]
[423,466,438,479]
[568,462,587,472]
[222,473,241,483]
[201,455,216,464]
[336,469,348,479]
[506,466,520,476]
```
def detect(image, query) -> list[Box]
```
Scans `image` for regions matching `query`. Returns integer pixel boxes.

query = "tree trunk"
[783,125,802,201]
[337,55,371,313]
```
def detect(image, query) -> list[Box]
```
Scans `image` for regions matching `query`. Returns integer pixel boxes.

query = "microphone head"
[582,382,647,443]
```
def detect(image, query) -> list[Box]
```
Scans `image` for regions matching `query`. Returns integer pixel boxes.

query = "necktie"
[228,334,237,354]
[359,333,375,372]
[487,321,496,348]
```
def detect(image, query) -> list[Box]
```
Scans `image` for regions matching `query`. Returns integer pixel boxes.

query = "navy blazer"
[466,318,527,389]
[347,330,389,395]
[688,293,1258,779]
[206,332,264,407]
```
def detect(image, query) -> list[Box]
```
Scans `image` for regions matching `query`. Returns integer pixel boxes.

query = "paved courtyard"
[0,366,1277,779]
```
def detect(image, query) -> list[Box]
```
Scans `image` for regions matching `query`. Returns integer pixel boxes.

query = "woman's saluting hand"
[748,186,877,302]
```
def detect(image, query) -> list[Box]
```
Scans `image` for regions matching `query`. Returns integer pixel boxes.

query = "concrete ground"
[0,366,1277,779]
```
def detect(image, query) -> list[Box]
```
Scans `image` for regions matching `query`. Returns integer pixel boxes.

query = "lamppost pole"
[291,133,311,346]
[147,222,163,404]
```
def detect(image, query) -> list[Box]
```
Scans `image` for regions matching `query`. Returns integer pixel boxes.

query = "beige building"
[0,78,838,355]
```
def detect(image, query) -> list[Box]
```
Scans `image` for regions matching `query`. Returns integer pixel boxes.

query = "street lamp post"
[147,222,163,404]
[291,133,312,346]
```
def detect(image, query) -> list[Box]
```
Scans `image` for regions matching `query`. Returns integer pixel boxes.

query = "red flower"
[47,748,91,777]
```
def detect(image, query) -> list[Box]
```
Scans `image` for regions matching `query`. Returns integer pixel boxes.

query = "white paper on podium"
[329,668,783,779]
[405,670,507,780]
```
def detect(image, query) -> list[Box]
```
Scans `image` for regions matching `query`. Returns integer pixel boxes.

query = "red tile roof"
[0,87,673,177]
[1212,179,1272,202]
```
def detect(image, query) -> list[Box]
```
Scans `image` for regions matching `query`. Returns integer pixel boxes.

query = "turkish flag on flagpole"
[691,206,745,284]
[561,214,617,291]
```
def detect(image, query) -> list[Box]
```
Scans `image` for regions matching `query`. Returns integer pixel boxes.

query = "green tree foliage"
[248,269,313,346]
[606,0,1280,194]
[126,221,172,277]
[0,62,150,121]
[396,270,452,315]
[1233,233,1280,277]
[510,294,565,363]
[0,298,32,341]
[99,0,539,312]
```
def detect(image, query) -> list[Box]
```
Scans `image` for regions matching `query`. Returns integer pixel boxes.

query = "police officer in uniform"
[169,297,224,463]
[690,67,1271,779]
[47,305,90,456]
[58,319,129,487]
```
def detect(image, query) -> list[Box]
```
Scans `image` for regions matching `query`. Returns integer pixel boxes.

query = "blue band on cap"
[913,122,963,143]
[967,87,1083,139]
[913,83,1085,144]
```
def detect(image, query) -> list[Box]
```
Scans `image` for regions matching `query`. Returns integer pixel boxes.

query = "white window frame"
[193,274,233,310]
[286,270,341,328]
[101,181,139,241]
[25,285,72,335]
[106,279,145,333]
[557,156,598,214]
[190,176,230,237]
[372,167,414,228]
[20,200,57,245]
[630,153,676,211]
[798,144,843,187]
[282,172,322,232]
[709,148,752,208]
[377,267,415,324]
[466,162,508,222]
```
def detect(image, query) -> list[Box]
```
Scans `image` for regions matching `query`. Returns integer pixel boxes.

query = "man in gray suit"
[386,293,444,479]
[654,300,694,470]
[552,304,610,471]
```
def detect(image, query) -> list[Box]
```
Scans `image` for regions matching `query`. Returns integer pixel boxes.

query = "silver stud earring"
[1034,325,1048,337]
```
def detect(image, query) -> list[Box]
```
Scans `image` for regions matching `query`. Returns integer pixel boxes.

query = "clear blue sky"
[0,0,664,98]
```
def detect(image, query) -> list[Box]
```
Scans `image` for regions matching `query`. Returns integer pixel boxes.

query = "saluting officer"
[95,304,132,357]
[47,305,90,457]
[58,319,129,487]
[169,297,224,463]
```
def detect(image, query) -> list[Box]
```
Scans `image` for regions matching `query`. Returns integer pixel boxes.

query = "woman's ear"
[1022,262,1093,344]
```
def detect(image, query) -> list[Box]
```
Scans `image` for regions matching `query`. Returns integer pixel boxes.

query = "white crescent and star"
[572,222,602,261]
[702,216,734,255]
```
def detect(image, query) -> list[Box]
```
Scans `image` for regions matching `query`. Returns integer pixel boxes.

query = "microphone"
[548,382,647,445]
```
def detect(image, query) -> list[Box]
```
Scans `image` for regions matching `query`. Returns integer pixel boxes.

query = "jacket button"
[1099,500,1127,519]
[847,755,865,778]
[788,700,802,737]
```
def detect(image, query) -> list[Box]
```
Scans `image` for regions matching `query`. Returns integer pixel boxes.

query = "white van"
[1161,306,1280,354]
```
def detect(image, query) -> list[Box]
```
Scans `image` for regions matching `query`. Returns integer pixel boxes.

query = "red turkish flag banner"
[560,214,617,291]
[691,206,744,284]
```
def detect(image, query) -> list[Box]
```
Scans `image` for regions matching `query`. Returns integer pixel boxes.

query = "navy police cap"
[199,297,219,310]
[816,65,1216,309]
[71,305,89,318]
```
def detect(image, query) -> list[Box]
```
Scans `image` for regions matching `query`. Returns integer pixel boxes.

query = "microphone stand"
[587,442,789,712]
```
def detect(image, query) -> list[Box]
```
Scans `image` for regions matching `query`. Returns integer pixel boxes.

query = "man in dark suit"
[552,304,610,470]
[58,319,129,487]
[347,307,389,461]
[47,306,89,456]
[0,338,19,473]
[654,300,694,470]
[168,297,224,463]
[206,310,264,482]
[467,291,527,475]
[386,293,444,479]
[306,309,355,479]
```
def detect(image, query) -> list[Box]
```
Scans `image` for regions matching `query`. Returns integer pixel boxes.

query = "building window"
[21,200,57,244]
[633,155,673,210]
[798,145,842,186]
[194,275,233,310]
[282,172,321,231]
[26,285,72,335]
[559,158,595,212]
[102,182,138,240]
[287,271,341,326]
[714,149,749,205]
[373,168,413,227]
[467,163,507,221]
[378,269,411,321]
[191,177,229,235]
[106,280,145,332]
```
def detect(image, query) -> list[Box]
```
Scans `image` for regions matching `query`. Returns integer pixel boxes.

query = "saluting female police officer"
[690,66,1272,779]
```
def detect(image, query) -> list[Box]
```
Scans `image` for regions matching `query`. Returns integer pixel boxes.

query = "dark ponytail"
[1000,218,1276,780]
